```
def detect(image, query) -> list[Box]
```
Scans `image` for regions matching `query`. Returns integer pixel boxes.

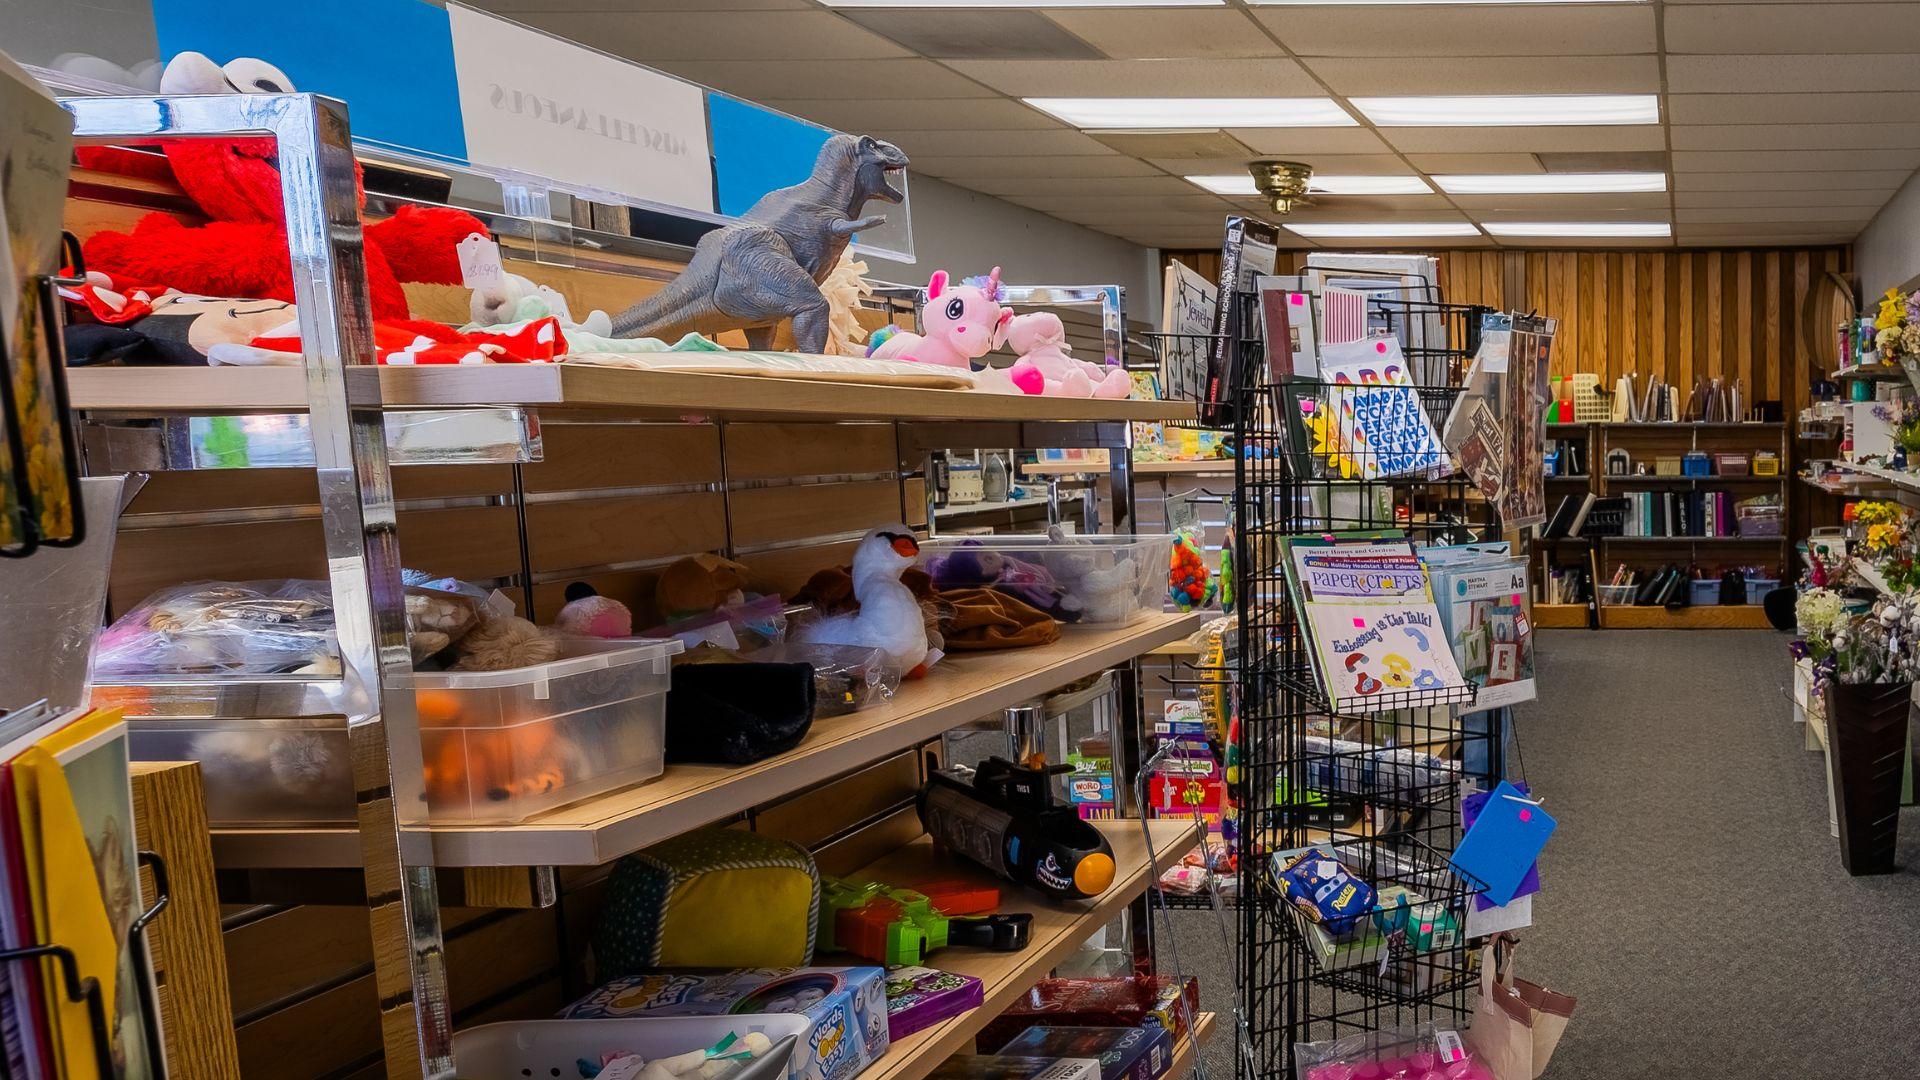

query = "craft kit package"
[920,533,1174,626]
[597,828,821,976]
[975,977,1202,1051]
[1295,1023,1490,1080]
[450,1015,813,1080]
[561,968,890,1080]
[996,1025,1172,1080]
[884,965,984,1039]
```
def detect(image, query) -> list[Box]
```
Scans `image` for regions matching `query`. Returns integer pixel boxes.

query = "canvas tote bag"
[1468,934,1577,1080]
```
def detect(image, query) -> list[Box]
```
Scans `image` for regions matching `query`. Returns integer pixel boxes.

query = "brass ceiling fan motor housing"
[1248,159,1314,215]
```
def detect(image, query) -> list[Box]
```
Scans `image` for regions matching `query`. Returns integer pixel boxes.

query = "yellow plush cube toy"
[596,827,821,978]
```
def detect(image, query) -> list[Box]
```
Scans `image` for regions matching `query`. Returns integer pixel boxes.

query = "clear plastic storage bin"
[918,533,1176,626]
[403,636,681,823]
[1596,584,1637,607]
[1746,577,1782,604]
[128,716,354,825]
[1689,580,1721,606]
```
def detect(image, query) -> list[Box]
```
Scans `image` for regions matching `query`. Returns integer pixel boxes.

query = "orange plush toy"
[81,52,486,321]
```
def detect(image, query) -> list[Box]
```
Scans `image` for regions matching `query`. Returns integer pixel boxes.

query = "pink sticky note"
[1510,593,1523,605]
[1353,618,1367,628]
[1375,341,1388,354]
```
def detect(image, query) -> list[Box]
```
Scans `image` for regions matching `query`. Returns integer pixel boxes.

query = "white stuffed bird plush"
[795,526,930,675]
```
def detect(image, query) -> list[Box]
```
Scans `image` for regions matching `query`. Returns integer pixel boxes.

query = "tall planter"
[1825,680,1912,876]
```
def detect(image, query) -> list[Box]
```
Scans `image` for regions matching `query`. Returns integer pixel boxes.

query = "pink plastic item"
[868,267,1012,369]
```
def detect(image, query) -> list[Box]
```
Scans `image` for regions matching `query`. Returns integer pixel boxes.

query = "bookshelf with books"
[1531,421,1789,629]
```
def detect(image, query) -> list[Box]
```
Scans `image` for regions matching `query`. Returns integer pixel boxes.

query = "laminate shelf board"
[1164,1012,1217,1080]
[1606,476,1781,485]
[1601,535,1784,544]
[66,365,1199,424]
[1598,605,1774,629]
[1131,460,1237,475]
[209,613,1204,869]
[859,819,1199,1080]
[1854,558,1893,598]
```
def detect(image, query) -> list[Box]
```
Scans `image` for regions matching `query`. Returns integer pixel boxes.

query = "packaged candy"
[973,977,1200,1052]
[996,1026,1171,1080]
[884,965,984,1040]
[1274,848,1375,935]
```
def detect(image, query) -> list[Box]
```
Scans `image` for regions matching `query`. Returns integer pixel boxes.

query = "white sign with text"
[448,5,714,212]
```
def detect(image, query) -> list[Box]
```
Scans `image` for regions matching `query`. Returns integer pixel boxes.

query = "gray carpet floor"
[1159,628,1920,1078]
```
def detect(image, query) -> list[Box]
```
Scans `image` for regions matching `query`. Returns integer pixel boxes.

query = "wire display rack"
[1224,290,1504,1077]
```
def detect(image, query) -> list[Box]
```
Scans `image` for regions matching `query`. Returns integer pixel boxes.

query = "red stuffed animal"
[81,52,485,320]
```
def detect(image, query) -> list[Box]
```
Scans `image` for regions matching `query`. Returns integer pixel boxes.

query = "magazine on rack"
[1281,534,1471,715]
[1159,259,1218,401]
[1200,216,1279,426]
[1254,275,1316,379]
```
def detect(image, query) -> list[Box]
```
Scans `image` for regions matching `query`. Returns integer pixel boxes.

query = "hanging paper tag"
[1435,1030,1466,1064]
[457,234,506,293]
[534,284,574,323]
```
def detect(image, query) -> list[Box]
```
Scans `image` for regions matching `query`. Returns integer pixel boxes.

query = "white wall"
[1857,170,1920,296]
[862,175,1161,323]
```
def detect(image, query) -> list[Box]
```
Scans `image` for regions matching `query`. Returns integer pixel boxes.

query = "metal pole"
[63,92,453,1079]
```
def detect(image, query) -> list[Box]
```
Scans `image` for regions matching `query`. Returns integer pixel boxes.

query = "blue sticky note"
[1449,780,1555,906]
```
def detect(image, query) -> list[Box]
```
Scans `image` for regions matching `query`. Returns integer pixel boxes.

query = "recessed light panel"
[1251,0,1640,4]
[1352,95,1660,127]
[1186,174,1431,196]
[1284,222,1481,238]
[1483,222,1671,237]
[1026,98,1356,129]
[1435,173,1667,194]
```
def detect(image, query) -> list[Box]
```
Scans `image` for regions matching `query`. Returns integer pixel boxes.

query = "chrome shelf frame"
[63,91,457,1079]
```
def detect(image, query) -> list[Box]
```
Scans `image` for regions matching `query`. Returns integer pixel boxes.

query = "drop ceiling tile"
[907,155,1170,180]
[1677,206,1884,224]
[1672,123,1920,151]
[654,59,995,101]
[1273,208,1473,223]
[1665,4,1920,55]
[1672,188,1897,209]
[1678,221,1864,239]
[1255,5,1654,57]
[1383,126,1667,154]
[1494,237,1675,250]
[1448,192,1672,212]
[1310,56,1659,96]
[762,98,1060,132]
[1404,154,1547,174]
[1092,130,1258,159]
[1063,210,1236,229]
[518,10,912,61]
[946,58,1320,97]
[1228,128,1392,155]
[869,129,1116,158]
[1007,194,1234,216]
[962,176,1215,198]
[840,10,1104,59]
[1669,92,1920,125]
[1675,148,1920,172]
[1667,54,1920,94]
[1042,9,1278,59]
[1676,169,1917,191]
[1152,154,1410,175]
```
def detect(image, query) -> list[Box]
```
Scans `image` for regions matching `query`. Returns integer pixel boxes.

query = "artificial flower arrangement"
[1847,499,1907,555]
[1870,288,1920,365]
[1792,587,1920,687]
[1872,398,1920,466]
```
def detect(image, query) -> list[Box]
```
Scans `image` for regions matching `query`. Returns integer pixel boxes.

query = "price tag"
[457,234,505,293]
[534,284,573,323]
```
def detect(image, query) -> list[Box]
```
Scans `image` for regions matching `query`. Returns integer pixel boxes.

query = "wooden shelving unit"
[862,820,1199,1080]
[208,613,1203,869]
[1166,1012,1217,1080]
[1532,420,1788,629]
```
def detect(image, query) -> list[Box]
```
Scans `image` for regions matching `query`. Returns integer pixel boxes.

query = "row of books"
[1,705,156,1080]
[1619,489,1740,538]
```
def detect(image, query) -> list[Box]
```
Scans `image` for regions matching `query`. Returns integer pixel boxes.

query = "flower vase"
[1824,680,1912,875]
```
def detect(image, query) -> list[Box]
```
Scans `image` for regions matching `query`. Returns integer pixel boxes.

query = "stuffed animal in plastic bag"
[1042,525,1143,624]
[867,267,1013,370]
[79,52,487,320]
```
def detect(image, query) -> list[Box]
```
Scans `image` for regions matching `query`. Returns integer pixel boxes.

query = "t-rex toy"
[611,134,908,353]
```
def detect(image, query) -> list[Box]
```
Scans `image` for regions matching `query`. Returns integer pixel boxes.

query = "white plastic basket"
[451,1016,809,1080]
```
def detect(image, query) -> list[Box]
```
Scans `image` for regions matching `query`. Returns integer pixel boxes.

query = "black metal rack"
[1224,290,1506,1077]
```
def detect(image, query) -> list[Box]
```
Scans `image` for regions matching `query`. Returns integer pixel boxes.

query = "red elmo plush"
[82,52,486,320]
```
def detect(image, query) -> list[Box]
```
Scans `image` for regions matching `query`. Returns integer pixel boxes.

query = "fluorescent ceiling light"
[1352,95,1660,127]
[1187,174,1430,196]
[1025,98,1355,129]
[1284,222,1481,238]
[1435,173,1666,195]
[1483,222,1671,237]
[824,0,1220,6]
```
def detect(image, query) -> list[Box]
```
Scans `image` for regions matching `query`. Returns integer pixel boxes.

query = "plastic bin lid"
[398,636,683,691]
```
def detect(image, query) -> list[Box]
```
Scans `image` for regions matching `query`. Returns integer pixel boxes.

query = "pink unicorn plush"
[1000,311,1132,399]
[868,267,1014,370]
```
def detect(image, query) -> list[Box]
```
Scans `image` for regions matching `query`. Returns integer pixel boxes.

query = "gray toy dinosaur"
[611,134,909,353]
